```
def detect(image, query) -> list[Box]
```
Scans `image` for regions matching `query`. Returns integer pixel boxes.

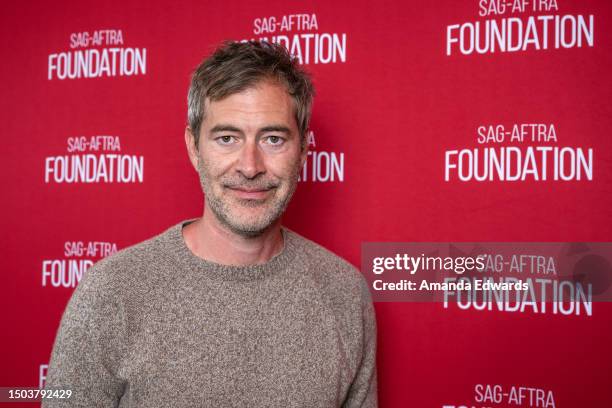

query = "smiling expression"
[188,79,307,237]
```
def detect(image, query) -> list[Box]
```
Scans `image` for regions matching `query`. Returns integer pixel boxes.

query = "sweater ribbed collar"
[164,218,297,281]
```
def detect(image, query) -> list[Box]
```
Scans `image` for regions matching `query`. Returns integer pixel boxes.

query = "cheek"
[268,158,301,181]
[199,153,231,177]
[267,148,303,174]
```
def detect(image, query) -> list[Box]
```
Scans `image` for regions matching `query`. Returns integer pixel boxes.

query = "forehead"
[203,80,297,130]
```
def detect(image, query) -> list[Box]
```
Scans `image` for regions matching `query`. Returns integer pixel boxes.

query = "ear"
[184,127,199,170]
[299,130,310,169]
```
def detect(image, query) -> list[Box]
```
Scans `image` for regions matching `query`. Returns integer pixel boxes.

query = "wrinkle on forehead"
[202,80,298,135]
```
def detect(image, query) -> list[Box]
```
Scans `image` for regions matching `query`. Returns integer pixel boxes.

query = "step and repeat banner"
[2,0,611,406]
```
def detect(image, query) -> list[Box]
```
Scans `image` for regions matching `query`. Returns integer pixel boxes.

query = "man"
[44,40,377,407]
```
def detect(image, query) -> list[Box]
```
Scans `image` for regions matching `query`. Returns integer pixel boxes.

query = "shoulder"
[284,227,369,301]
[282,228,376,358]
[284,227,357,274]
[78,223,178,295]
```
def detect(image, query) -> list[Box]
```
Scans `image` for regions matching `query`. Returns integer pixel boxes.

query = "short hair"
[187,40,315,148]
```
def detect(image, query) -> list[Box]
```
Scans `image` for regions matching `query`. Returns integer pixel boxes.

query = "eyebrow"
[209,124,292,135]
[210,124,242,134]
[259,125,291,134]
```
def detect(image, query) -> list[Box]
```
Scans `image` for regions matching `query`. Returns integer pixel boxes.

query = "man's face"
[187,79,307,237]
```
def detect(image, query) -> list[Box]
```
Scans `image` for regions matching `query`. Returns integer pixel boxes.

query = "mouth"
[225,186,275,200]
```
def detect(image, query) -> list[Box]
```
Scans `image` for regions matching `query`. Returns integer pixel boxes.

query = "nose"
[236,139,266,179]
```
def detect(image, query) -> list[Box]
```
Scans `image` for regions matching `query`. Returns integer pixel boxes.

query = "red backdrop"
[2,0,611,406]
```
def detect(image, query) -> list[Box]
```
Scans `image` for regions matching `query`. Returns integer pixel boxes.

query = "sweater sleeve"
[343,276,378,408]
[42,260,127,407]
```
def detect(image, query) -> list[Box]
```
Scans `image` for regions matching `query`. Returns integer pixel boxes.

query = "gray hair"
[187,40,315,148]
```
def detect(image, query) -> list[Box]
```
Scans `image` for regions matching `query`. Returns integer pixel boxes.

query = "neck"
[182,210,284,266]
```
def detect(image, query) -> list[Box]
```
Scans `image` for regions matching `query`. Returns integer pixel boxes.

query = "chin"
[226,222,272,238]
[223,211,276,234]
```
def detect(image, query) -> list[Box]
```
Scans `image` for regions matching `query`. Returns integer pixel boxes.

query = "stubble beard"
[196,156,299,238]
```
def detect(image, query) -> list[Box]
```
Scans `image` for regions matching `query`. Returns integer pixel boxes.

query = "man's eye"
[265,136,284,145]
[217,136,235,145]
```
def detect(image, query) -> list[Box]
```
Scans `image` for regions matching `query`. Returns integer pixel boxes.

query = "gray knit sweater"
[43,220,377,407]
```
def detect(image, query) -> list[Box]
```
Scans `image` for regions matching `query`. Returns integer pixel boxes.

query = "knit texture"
[43,219,377,407]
